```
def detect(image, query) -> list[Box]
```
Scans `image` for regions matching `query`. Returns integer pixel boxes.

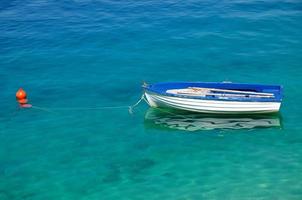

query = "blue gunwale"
[143,82,283,102]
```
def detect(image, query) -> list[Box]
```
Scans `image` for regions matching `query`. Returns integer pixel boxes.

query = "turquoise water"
[1,0,302,199]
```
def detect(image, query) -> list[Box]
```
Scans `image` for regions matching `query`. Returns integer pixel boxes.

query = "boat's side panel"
[145,92,281,114]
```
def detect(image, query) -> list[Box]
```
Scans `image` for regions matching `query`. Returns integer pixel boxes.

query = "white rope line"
[29,94,146,114]
[31,106,57,113]
[128,94,145,114]
[43,105,129,111]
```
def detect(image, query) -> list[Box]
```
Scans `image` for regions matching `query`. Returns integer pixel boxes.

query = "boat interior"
[146,82,282,101]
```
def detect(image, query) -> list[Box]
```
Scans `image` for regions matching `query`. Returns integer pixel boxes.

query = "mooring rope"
[31,106,57,114]
[29,94,146,114]
[128,94,145,114]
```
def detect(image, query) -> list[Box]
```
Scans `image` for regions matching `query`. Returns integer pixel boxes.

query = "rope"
[31,106,58,114]
[43,105,129,111]
[128,94,145,114]
[28,94,146,114]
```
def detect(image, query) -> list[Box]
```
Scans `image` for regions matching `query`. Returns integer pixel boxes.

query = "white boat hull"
[145,92,281,114]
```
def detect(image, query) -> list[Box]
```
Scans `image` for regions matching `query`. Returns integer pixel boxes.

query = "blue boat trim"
[143,82,283,102]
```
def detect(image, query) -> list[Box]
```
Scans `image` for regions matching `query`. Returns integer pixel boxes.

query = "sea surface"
[1,0,302,199]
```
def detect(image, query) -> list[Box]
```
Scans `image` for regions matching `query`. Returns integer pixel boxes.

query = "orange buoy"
[16,88,32,108]
[16,88,27,100]
[18,98,28,104]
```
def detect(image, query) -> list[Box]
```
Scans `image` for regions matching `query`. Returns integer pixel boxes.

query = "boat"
[143,82,283,114]
[144,108,281,131]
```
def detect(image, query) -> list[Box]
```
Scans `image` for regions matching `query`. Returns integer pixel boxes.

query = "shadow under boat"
[144,108,282,132]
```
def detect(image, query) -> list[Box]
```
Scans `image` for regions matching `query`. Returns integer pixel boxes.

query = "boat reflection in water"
[144,108,281,131]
